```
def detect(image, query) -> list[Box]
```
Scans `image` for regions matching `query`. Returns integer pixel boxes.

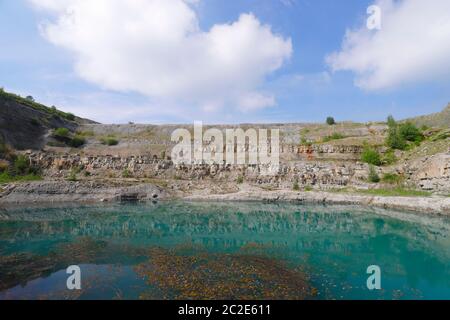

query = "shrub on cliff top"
[326,117,336,125]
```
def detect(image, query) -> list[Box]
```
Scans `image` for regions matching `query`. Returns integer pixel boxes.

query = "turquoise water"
[0,201,449,300]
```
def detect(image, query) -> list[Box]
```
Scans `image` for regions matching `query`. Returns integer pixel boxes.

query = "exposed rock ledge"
[0,181,448,216]
[0,181,165,204]
[185,190,450,216]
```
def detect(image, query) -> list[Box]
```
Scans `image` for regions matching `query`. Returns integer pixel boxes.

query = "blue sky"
[1,0,449,124]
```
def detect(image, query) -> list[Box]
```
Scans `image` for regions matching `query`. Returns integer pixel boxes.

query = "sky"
[0,0,449,124]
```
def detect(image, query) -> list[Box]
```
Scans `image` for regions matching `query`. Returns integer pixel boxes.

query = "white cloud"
[326,0,450,90]
[29,0,292,112]
[238,92,276,112]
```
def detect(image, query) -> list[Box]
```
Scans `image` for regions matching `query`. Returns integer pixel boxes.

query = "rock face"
[23,149,450,193]
[0,95,77,150]
[27,152,372,189]
[405,154,450,192]
[0,180,165,204]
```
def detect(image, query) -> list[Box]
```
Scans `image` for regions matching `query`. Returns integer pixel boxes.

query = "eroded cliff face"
[404,154,450,192]
[24,147,449,193]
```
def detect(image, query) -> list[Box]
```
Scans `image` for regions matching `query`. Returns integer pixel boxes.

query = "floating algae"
[0,237,148,292]
[135,247,315,300]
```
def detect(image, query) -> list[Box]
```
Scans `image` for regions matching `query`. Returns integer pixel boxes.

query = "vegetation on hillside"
[368,165,380,183]
[405,103,450,128]
[0,139,41,183]
[100,136,119,146]
[386,116,424,150]
[0,88,75,122]
[361,146,381,166]
[322,133,345,143]
[52,128,86,148]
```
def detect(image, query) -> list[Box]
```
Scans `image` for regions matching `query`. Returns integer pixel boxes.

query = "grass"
[322,133,345,143]
[0,172,42,184]
[357,188,432,197]
[382,173,403,184]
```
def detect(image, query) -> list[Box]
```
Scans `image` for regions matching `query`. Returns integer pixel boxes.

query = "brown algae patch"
[135,248,313,300]
[0,237,147,292]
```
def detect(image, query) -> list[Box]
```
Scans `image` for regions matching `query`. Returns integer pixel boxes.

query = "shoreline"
[1,180,449,216]
[184,190,450,216]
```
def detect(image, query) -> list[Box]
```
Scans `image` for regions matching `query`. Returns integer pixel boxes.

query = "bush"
[368,165,380,183]
[14,155,30,175]
[65,113,75,121]
[293,179,300,191]
[237,176,244,184]
[386,128,407,150]
[304,185,313,192]
[382,150,397,165]
[101,137,119,146]
[54,128,70,138]
[399,122,423,142]
[385,117,423,149]
[326,117,336,125]
[382,173,402,185]
[361,147,381,166]
[69,136,86,148]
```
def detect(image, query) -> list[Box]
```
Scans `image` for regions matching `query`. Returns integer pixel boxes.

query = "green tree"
[385,116,407,150]
[326,117,336,125]
[399,122,423,142]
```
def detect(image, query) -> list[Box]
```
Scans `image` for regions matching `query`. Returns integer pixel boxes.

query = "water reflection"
[0,202,449,299]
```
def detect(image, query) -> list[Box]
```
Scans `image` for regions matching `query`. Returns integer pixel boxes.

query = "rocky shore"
[1,180,448,216]
[185,188,450,216]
